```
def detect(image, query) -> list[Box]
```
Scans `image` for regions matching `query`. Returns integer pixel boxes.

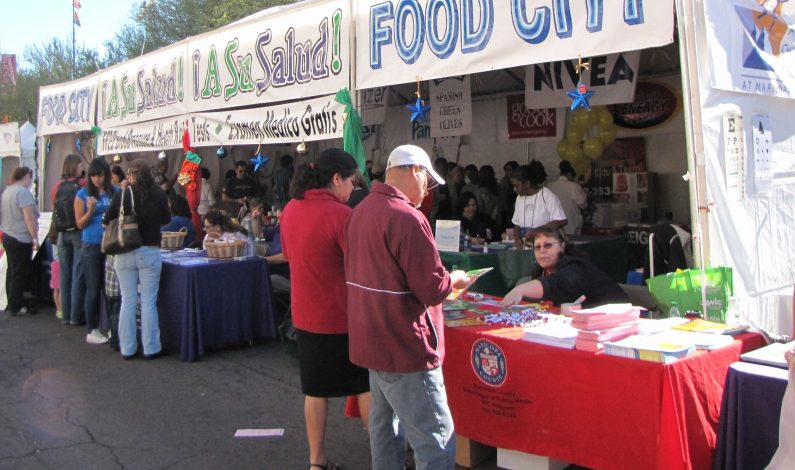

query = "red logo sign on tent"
[506,95,557,139]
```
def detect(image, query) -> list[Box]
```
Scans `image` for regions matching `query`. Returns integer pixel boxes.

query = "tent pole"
[675,0,710,315]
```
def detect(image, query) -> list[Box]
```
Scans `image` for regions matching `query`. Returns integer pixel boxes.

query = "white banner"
[98,41,190,128]
[189,94,345,147]
[705,0,795,99]
[525,50,640,109]
[430,76,472,137]
[97,116,185,155]
[187,0,350,113]
[355,0,674,89]
[0,122,20,156]
[360,87,389,125]
[37,74,98,136]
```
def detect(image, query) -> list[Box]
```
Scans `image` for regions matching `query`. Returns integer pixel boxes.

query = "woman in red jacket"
[280,148,370,470]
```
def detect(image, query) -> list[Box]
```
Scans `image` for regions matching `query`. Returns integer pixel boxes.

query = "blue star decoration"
[406,97,431,122]
[75,137,81,151]
[567,82,594,111]
[250,151,269,172]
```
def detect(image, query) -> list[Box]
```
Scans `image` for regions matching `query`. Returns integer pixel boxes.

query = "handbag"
[102,186,142,255]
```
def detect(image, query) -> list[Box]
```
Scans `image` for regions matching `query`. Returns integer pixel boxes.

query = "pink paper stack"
[572,304,641,352]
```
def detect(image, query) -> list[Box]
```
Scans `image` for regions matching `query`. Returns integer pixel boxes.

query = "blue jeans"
[81,243,104,332]
[58,230,85,324]
[114,246,162,356]
[369,367,455,470]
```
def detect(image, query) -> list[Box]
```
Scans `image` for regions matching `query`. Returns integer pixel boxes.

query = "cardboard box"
[496,448,569,470]
[455,435,495,468]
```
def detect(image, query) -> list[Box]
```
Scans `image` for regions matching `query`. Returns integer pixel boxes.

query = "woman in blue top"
[161,193,196,248]
[75,158,118,345]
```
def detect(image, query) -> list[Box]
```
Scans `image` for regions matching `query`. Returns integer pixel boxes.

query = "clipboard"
[447,267,494,300]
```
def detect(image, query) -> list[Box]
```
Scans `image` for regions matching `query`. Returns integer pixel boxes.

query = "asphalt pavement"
[0,301,500,470]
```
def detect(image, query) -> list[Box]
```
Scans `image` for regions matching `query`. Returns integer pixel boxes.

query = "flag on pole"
[73,0,81,27]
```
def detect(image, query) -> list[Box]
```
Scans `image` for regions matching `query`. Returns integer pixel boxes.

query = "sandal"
[309,461,340,470]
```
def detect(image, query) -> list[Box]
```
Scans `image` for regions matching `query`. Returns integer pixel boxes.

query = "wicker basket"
[205,239,246,259]
[161,227,188,250]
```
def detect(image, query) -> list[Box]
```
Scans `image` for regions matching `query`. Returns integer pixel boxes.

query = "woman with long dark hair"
[103,159,171,360]
[456,191,499,244]
[280,148,370,470]
[75,158,117,344]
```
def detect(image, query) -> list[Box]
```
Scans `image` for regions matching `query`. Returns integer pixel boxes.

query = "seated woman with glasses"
[202,209,248,249]
[500,227,628,309]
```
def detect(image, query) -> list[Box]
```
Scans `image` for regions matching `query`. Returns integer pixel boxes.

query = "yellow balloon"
[597,109,614,128]
[583,137,604,160]
[564,127,582,144]
[598,126,617,146]
[572,107,596,129]
[557,141,574,159]
[569,157,591,178]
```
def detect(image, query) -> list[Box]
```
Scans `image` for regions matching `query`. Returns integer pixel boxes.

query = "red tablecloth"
[443,325,764,470]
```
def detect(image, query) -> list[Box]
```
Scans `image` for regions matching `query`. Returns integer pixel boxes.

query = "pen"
[573,295,586,306]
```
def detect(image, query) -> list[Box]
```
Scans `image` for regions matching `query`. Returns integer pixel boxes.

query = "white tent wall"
[682,0,795,335]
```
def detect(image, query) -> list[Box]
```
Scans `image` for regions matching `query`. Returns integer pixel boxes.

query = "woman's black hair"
[204,209,248,236]
[290,148,357,200]
[511,160,547,187]
[87,158,113,198]
[129,159,156,203]
[478,165,499,194]
[168,193,192,218]
[111,165,126,182]
[201,167,211,180]
[456,191,479,218]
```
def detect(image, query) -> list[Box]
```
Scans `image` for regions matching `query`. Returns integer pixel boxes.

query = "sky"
[1,0,139,68]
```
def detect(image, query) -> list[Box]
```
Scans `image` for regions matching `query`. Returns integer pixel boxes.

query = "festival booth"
[350,0,788,468]
[35,0,358,361]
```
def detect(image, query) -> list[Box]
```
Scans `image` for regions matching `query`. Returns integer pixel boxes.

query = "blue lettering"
[396,0,424,64]
[553,0,573,39]
[586,0,604,32]
[255,31,273,95]
[511,0,551,44]
[624,0,643,25]
[427,0,459,59]
[462,0,493,54]
[370,3,394,69]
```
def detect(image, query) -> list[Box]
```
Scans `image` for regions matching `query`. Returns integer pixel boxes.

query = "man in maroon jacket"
[346,145,469,470]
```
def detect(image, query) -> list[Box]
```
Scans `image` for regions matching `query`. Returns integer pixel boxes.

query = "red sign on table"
[506,94,556,139]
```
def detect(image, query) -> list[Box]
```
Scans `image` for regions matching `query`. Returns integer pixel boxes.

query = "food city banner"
[98,41,190,128]
[525,50,640,109]
[355,0,674,89]
[0,122,21,156]
[187,0,350,113]
[37,74,98,136]
[429,76,472,137]
[97,116,185,155]
[704,0,795,99]
[189,94,345,147]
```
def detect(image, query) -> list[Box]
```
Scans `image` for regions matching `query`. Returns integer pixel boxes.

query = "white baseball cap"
[386,145,445,185]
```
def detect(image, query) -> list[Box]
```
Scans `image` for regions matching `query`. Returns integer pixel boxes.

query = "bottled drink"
[669,302,681,318]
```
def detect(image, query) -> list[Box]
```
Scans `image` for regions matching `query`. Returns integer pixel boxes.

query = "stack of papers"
[575,323,640,352]
[522,321,579,349]
[604,333,696,363]
[571,304,640,330]
[741,340,795,369]
[672,319,749,336]
[637,317,690,336]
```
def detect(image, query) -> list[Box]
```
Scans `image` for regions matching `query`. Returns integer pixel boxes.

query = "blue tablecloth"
[158,252,276,361]
[714,361,789,470]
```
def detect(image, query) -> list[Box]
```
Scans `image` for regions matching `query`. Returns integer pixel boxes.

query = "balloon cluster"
[557,106,617,177]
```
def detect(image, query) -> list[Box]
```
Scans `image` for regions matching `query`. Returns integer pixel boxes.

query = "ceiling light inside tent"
[158,151,167,160]
[296,140,307,155]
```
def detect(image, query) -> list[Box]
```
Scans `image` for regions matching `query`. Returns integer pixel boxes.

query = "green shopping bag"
[645,267,733,322]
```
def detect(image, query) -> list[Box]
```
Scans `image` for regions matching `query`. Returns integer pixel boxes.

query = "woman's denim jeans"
[114,246,162,356]
[58,230,85,325]
[81,243,104,332]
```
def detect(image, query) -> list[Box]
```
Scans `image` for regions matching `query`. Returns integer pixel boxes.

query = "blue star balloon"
[250,151,269,172]
[567,82,594,111]
[406,97,431,122]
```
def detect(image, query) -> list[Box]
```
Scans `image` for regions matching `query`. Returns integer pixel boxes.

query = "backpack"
[53,179,81,232]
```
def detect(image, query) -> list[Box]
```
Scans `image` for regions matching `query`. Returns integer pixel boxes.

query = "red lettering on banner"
[506,95,556,139]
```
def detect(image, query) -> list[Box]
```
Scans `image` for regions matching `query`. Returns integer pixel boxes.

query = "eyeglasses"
[533,241,561,252]
[204,223,218,229]
[126,169,138,176]
[422,169,440,191]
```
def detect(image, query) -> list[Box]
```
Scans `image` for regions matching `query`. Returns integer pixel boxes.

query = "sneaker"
[86,329,109,344]
[9,308,31,317]
[55,310,63,320]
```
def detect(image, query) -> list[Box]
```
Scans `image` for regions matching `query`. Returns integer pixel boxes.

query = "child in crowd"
[104,255,122,352]
[47,223,62,320]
